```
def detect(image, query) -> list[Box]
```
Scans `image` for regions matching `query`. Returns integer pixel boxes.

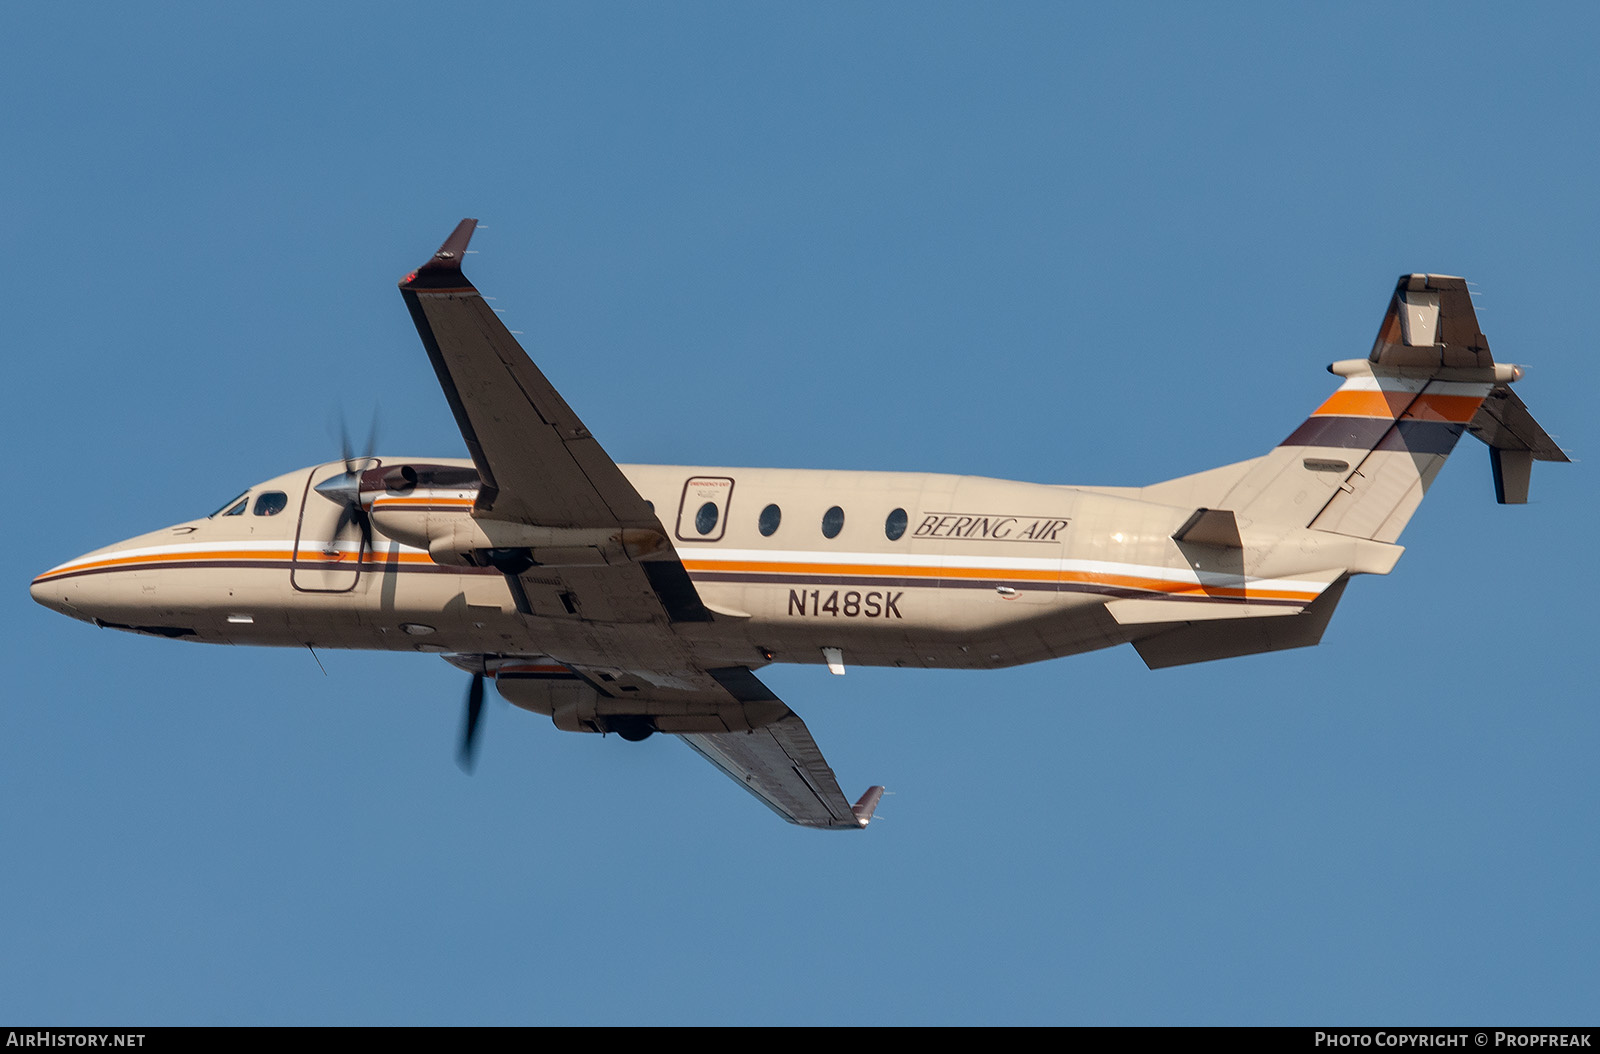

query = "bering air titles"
[912,513,1070,542]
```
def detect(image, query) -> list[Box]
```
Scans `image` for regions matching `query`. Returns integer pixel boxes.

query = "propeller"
[457,672,486,773]
[313,414,380,551]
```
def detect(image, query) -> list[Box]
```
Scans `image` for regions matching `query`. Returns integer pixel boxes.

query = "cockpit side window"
[253,491,288,517]
[209,492,249,518]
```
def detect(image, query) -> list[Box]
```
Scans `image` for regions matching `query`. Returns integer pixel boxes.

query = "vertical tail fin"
[1216,274,1543,542]
[1290,363,1489,541]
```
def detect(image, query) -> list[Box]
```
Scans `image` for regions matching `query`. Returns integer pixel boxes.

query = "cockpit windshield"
[209,491,249,518]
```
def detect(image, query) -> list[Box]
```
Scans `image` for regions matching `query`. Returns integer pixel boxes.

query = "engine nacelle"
[493,661,786,736]
[369,489,669,567]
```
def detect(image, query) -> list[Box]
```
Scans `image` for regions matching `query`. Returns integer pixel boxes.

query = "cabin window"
[253,491,288,517]
[821,505,845,539]
[694,501,719,535]
[210,492,249,518]
[885,508,908,541]
[758,503,782,537]
[674,476,733,543]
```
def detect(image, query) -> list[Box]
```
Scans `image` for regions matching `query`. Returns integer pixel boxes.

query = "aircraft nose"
[31,567,86,621]
[30,553,112,624]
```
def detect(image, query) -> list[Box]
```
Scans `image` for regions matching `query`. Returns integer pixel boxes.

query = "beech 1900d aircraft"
[30,221,1568,829]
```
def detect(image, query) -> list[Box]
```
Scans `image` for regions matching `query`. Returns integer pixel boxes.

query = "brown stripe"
[1375,420,1467,455]
[1281,416,1395,449]
[39,550,1320,603]
[34,555,497,584]
[685,569,1314,604]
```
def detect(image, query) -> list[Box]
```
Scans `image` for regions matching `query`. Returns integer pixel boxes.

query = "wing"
[405,222,880,826]
[399,219,710,625]
[491,658,884,829]
[400,218,654,529]
[681,720,886,829]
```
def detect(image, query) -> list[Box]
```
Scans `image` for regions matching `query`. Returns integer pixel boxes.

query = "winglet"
[400,218,479,289]
[852,786,886,826]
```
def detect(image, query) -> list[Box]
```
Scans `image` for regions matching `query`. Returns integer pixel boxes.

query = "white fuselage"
[32,457,1351,675]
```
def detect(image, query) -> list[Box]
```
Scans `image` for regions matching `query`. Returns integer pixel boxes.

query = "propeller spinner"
[313,417,379,550]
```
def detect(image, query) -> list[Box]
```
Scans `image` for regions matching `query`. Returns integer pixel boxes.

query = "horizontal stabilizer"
[1468,386,1566,459]
[1466,385,1569,504]
[1132,575,1350,669]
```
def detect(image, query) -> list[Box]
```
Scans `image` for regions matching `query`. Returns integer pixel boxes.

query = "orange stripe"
[35,548,441,581]
[682,558,1056,582]
[45,549,298,575]
[1067,570,1311,602]
[371,496,474,508]
[1312,390,1413,418]
[1405,393,1484,423]
[1311,389,1483,423]
[42,550,1321,603]
[681,559,1319,602]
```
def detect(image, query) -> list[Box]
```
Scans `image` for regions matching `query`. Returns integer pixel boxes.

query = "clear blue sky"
[3,3,1594,1025]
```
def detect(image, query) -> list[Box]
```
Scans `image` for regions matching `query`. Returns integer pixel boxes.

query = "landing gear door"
[292,461,378,593]
[675,476,734,543]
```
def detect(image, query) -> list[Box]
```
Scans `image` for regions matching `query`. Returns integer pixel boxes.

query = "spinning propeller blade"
[457,672,486,773]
